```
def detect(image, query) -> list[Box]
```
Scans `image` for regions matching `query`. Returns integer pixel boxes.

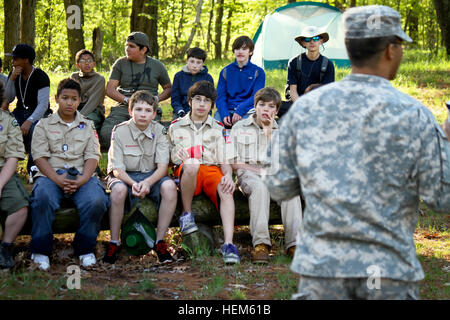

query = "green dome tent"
[251,1,350,70]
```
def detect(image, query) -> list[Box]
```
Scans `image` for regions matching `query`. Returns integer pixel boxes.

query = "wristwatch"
[123,97,129,104]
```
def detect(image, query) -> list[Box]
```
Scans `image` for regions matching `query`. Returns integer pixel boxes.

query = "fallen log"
[1,192,286,236]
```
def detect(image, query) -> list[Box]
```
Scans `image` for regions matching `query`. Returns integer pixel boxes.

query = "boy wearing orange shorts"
[168,80,239,264]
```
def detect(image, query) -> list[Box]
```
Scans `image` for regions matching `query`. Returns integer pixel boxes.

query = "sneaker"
[31,253,50,271]
[286,245,296,259]
[102,242,120,264]
[251,244,270,264]
[0,243,14,269]
[178,211,198,235]
[154,240,174,264]
[221,243,240,264]
[79,253,96,268]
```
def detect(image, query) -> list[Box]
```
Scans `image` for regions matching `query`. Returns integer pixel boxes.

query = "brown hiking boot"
[286,245,296,258]
[251,244,270,264]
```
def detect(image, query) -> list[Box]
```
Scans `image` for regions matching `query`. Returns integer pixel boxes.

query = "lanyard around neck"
[19,66,36,110]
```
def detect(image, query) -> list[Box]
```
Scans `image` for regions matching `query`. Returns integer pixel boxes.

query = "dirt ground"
[7,226,298,300]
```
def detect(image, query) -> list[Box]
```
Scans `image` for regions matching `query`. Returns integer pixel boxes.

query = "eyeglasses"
[79,59,94,64]
[304,36,321,43]
[192,95,212,105]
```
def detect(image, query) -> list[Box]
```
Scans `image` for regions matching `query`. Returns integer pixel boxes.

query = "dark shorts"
[0,173,29,215]
[107,171,171,213]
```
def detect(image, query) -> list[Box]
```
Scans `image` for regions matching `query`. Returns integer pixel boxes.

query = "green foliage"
[1,0,444,73]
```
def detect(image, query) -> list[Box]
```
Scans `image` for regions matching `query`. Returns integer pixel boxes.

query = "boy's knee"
[10,206,28,221]
[182,161,200,176]
[110,183,128,203]
[161,179,177,197]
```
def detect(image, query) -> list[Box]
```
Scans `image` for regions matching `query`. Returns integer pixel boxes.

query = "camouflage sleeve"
[416,109,450,212]
[262,115,302,201]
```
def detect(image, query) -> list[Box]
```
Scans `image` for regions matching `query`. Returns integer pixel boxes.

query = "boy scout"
[168,80,240,264]
[230,87,302,264]
[104,90,177,264]
[30,78,109,271]
[264,5,450,299]
[0,82,29,269]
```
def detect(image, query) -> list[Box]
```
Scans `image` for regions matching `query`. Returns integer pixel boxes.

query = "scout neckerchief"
[19,66,36,110]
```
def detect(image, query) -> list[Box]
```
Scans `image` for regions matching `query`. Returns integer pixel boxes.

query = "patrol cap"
[5,44,36,61]
[343,5,412,42]
[127,31,150,50]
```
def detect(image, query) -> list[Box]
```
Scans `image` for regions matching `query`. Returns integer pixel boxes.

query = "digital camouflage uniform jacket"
[263,73,450,282]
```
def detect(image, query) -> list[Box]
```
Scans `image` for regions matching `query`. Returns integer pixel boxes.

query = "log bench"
[0,192,284,236]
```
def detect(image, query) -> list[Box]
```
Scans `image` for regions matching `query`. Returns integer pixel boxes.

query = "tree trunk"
[45,3,53,62]
[433,0,450,57]
[173,0,185,57]
[350,0,357,7]
[206,0,215,52]
[214,0,224,59]
[92,27,104,65]
[224,4,233,57]
[4,0,21,72]
[20,0,37,47]
[131,0,158,57]
[64,0,86,69]
[180,0,205,56]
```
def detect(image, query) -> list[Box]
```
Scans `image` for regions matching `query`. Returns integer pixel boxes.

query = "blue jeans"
[30,170,110,256]
[107,171,171,213]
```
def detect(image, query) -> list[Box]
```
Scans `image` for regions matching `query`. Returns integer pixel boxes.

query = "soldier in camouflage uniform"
[263,5,450,299]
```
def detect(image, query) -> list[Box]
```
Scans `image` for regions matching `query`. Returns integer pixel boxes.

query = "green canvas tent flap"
[252,1,350,70]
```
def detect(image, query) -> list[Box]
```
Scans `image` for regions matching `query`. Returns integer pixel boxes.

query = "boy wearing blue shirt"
[171,48,214,119]
[215,36,265,128]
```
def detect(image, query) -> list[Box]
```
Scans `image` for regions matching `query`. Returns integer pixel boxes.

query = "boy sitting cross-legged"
[168,80,240,264]
[30,78,109,271]
[103,90,178,264]
[230,87,302,264]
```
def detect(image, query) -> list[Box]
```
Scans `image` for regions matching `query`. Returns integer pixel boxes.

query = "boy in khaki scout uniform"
[0,82,29,269]
[30,78,109,271]
[230,87,302,263]
[104,90,177,264]
[168,80,240,264]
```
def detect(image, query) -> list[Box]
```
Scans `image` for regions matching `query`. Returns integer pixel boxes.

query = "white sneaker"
[79,253,96,267]
[31,253,50,271]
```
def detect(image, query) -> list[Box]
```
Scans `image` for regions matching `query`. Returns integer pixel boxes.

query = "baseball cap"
[295,26,329,48]
[6,44,36,61]
[343,5,412,42]
[127,31,150,50]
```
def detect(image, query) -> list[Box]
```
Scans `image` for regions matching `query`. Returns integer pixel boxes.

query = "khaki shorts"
[0,173,29,215]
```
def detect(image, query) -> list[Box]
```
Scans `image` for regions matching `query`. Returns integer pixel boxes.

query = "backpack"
[285,54,328,100]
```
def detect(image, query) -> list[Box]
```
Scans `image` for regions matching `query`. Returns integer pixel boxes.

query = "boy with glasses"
[70,49,106,132]
[168,81,240,264]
